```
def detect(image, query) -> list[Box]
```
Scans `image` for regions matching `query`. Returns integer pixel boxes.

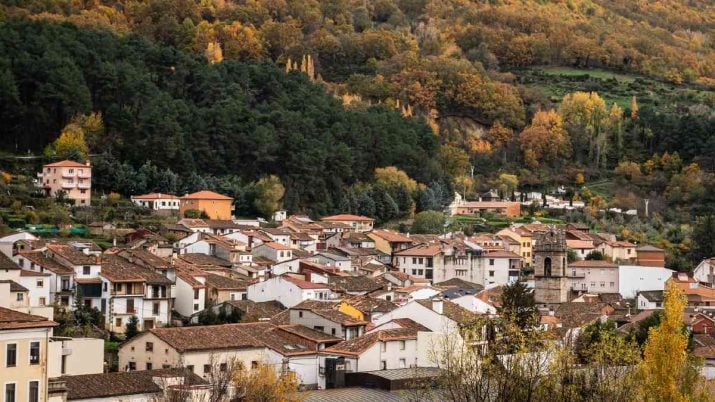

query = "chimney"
[85,160,91,167]
[432,297,443,314]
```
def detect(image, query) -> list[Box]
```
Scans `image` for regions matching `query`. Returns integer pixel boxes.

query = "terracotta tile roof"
[179,253,232,267]
[282,275,330,290]
[130,193,179,200]
[123,249,171,269]
[555,302,607,329]
[261,241,292,251]
[63,369,206,400]
[566,230,594,241]
[174,263,206,288]
[180,190,232,200]
[435,278,482,290]
[329,276,382,293]
[224,300,285,321]
[0,253,19,270]
[566,240,595,249]
[44,160,89,168]
[204,220,245,230]
[0,306,56,330]
[0,280,28,292]
[46,243,99,265]
[388,318,430,331]
[205,273,248,290]
[416,299,478,325]
[20,269,51,277]
[394,244,442,257]
[485,250,521,258]
[18,251,74,275]
[100,255,172,285]
[569,260,618,268]
[178,219,208,228]
[278,324,342,343]
[322,214,374,222]
[344,295,398,314]
[607,240,636,247]
[291,300,366,326]
[325,328,420,356]
[694,345,715,360]
[637,244,663,251]
[149,322,323,356]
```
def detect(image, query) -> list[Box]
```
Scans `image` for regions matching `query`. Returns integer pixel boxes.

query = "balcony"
[61,182,75,189]
[78,182,91,189]
[77,172,91,179]
[62,172,75,178]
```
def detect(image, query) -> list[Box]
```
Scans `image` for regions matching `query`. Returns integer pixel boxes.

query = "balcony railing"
[77,172,91,178]
[77,182,91,189]
[61,172,75,178]
[61,182,75,189]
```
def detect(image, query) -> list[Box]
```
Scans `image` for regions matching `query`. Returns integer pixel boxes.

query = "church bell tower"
[534,227,570,304]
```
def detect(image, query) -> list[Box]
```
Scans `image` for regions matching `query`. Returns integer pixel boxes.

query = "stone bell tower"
[534,227,570,304]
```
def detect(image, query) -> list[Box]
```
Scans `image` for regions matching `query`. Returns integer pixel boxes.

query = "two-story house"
[321,215,375,233]
[16,251,75,307]
[288,300,367,339]
[247,275,332,308]
[568,260,619,294]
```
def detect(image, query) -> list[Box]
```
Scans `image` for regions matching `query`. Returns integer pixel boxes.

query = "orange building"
[636,245,665,267]
[37,160,92,206]
[449,201,521,218]
[179,190,233,220]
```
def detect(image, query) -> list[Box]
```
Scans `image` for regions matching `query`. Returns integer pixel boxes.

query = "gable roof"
[282,275,329,290]
[179,253,232,267]
[639,290,664,302]
[368,229,413,243]
[324,328,421,356]
[0,253,19,270]
[416,299,478,325]
[0,280,28,292]
[322,214,374,222]
[0,306,57,330]
[63,369,206,400]
[46,243,98,265]
[44,160,89,168]
[260,241,292,251]
[130,193,179,200]
[569,260,618,268]
[224,300,285,321]
[394,244,442,257]
[205,273,248,290]
[180,190,233,200]
[329,276,382,293]
[100,255,172,285]
[637,244,663,252]
[344,295,398,314]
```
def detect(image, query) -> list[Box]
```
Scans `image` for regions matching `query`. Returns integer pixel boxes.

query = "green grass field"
[539,66,637,82]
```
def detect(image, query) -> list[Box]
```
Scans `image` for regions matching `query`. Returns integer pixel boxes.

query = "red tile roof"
[180,190,233,200]
[568,260,618,268]
[0,306,57,330]
[44,160,89,168]
[324,328,420,356]
[322,214,374,222]
[394,244,442,257]
[368,229,412,243]
[261,241,292,251]
[131,193,179,200]
[282,275,330,290]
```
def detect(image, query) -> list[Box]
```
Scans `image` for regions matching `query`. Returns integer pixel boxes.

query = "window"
[313,326,324,332]
[298,311,303,318]
[16,293,23,301]
[331,328,336,335]
[220,363,227,372]
[418,258,424,265]
[489,271,495,277]
[187,365,194,373]
[146,363,153,370]
[399,340,406,350]
[29,342,40,365]
[103,282,107,291]
[29,381,39,402]
[411,269,417,275]
[5,384,15,402]
[194,289,200,299]
[128,362,136,371]
[146,342,154,352]
[610,282,615,288]
[251,361,258,369]
[203,364,211,374]
[6,344,17,367]
[83,266,90,275]
[399,358,406,368]
[412,257,417,264]
[68,169,74,174]
[489,259,495,266]
[153,302,160,315]
[194,304,199,311]
[115,318,122,327]
[36,280,43,288]
[381,360,387,370]
[18,259,23,268]
[39,297,46,306]
[126,299,135,314]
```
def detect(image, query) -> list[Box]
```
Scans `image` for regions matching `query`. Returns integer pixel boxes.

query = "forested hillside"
[0,20,447,215]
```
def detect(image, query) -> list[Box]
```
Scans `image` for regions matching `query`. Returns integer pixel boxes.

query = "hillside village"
[1,160,715,401]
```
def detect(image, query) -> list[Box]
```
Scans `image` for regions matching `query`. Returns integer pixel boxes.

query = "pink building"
[38,160,92,206]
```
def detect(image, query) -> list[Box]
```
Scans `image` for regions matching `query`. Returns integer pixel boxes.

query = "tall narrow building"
[534,227,570,304]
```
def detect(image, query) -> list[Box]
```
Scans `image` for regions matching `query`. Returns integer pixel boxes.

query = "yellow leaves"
[486,121,514,149]
[233,362,301,402]
[221,22,264,61]
[467,137,492,155]
[519,109,571,169]
[0,172,11,185]
[631,95,639,121]
[205,41,223,64]
[575,172,585,185]
[253,175,285,218]
[374,166,419,194]
[639,282,690,402]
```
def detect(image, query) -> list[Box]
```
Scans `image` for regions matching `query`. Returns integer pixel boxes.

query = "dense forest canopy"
[0,20,445,215]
